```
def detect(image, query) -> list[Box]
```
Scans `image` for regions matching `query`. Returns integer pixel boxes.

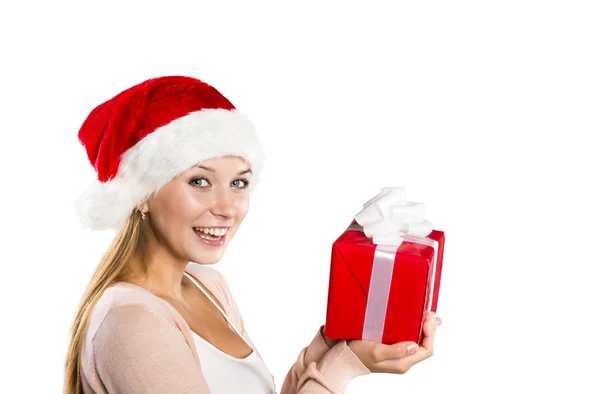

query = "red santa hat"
[76,75,265,231]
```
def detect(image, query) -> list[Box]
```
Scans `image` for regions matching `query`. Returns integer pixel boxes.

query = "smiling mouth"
[192,227,227,241]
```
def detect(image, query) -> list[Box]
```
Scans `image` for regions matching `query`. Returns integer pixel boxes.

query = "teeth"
[195,227,227,236]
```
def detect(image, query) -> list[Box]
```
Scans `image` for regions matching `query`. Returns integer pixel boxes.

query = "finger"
[394,344,434,367]
[376,314,439,372]
[376,344,435,373]
[428,312,438,335]
[372,341,419,362]
[420,312,437,354]
[427,312,438,330]
[389,315,438,368]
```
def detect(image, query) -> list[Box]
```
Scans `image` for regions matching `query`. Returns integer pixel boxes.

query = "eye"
[189,177,250,189]
[232,178,251,189]
[190,178,210,188]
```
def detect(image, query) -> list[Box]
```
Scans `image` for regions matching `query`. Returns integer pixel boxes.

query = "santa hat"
[75,75,265,231]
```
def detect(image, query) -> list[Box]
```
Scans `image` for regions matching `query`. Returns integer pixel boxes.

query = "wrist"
[320,325,339,349]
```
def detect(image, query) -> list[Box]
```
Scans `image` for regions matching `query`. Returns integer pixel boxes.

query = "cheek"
[167,186,209,217]
[153,190,201,236]
[236,197,250,219]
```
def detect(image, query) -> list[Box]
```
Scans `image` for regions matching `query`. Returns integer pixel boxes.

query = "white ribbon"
[355,187,433,246]
[351,187,439,343]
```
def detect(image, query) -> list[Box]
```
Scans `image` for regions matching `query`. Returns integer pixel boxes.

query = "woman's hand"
[320,325,340,349]
[347,311,441,374]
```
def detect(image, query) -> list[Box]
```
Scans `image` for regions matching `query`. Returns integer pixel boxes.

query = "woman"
[64,75,441,394]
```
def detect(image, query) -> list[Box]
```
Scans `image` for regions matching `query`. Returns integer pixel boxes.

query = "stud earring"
[140,210,146,220]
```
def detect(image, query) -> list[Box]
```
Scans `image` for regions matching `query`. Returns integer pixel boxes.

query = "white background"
[1,0,599,393]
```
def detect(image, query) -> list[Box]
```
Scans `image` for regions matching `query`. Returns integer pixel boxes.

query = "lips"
[193,227,226,247]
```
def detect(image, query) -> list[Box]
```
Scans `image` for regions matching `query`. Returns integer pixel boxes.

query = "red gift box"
[325,219,445,345]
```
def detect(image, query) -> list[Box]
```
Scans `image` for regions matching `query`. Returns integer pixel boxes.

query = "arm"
[238,312,368,394]
[237,315,370,393]
[92,304,212,393]
[280,332,370,394]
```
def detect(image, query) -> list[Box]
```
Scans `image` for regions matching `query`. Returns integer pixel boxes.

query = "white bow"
[354,187,433,246]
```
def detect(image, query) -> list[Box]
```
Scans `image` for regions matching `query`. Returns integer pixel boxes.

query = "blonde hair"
[63,208,151,394]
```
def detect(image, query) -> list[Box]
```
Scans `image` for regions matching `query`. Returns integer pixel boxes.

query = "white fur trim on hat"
[75,108,264,231]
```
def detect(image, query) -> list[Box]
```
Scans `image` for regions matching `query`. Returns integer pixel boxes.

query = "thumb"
[373,341,419,362]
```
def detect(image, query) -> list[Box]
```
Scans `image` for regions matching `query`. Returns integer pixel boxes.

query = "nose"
[210,185,237,219]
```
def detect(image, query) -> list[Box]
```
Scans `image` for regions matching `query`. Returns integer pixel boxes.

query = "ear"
[138,200,149,213]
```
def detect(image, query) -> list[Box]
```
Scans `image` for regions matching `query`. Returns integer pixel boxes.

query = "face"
[141,155,252,265]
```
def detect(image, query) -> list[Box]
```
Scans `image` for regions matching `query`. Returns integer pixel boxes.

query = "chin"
[190,250,225,265]
[187,229,229,263]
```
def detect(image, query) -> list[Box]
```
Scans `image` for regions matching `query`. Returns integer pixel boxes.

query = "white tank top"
[182,271,274,394]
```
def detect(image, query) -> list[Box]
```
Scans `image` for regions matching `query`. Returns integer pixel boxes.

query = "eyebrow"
[195,164,252,176]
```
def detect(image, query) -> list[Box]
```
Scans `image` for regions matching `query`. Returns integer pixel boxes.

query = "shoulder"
[94,303,181,344]
[86,282,174,341]
[86,264,230,345]
[81,283,190,380]
[83,302,207,392]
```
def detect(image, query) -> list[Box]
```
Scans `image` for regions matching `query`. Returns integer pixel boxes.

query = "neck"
[128,238,190,302]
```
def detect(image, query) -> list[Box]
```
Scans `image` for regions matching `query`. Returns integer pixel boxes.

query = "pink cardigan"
[80,263,370,393]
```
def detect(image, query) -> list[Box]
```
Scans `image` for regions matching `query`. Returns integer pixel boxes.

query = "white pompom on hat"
[76,75,264,231]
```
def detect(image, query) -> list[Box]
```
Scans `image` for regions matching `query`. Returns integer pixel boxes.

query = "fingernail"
[407,344,418,354]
